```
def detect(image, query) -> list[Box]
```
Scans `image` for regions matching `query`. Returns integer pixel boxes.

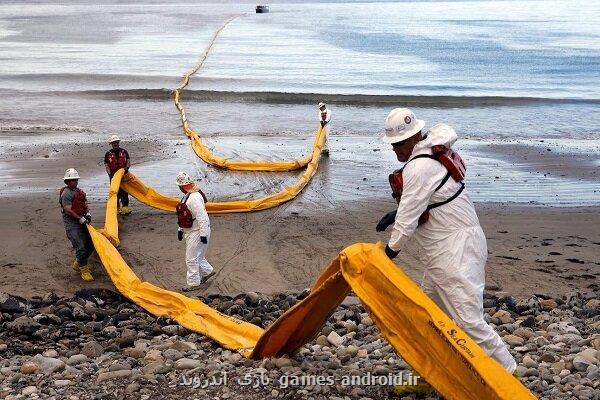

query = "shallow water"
[1,123,598,207]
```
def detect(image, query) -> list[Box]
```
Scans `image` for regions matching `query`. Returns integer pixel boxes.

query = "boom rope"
[173,15,320,171]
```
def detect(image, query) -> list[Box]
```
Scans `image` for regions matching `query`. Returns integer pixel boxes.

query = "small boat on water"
[256,5,269,13]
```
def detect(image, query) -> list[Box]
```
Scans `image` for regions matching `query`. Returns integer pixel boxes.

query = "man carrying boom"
[104,134,131,215]
[377,108,517,377]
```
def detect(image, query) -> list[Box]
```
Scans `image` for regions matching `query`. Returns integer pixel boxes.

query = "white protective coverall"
[180,191,213,286]
[388,123,517,373]
[319,107,331,153]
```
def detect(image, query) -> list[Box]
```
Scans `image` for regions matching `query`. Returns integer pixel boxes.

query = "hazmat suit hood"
[411,123,457,156]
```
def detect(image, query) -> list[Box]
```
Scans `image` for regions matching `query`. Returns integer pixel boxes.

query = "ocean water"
[2,0,599,99]
[0,0,599,205]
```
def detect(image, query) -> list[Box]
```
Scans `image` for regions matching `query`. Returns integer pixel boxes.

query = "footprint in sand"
[565,258,585,264]
[496,255,522,261]
[1,263,22,268]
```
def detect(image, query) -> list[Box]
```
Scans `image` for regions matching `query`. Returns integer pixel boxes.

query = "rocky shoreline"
[0,289,598,400]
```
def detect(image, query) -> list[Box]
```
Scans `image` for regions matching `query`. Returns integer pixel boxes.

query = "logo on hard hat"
[404,116,412,124]
[395,124,406,133]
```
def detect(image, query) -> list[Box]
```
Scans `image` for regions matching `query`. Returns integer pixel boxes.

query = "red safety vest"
[106,149,127,174]
[389,145,466,225]
[59,187,88,216]
[176,194,194,228]
[176,191,208,228]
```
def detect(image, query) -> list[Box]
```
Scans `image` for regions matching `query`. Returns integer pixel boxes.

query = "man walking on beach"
[60,168,94,282]
[104,134,131,215]
[318,102,331,156]
[376,108,517,380]
[175,171,215,292]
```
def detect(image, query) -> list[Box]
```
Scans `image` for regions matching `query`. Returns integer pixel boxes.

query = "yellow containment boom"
[88,226,263,357]
[118,127,324,214]
[172,16,320,172]
[92,171,536,400]
[97,168,125,247]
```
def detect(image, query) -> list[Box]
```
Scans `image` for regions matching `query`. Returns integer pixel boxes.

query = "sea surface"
[0,0,599,205]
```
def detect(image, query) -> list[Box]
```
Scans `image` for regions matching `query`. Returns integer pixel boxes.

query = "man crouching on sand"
[175,171,215,292]
[376,108,516,392]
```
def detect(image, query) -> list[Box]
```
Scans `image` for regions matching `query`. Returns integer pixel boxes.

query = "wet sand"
[475,140,600,182]
[0,134,598,299]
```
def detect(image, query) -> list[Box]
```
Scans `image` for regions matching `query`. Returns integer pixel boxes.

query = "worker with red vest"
[175,171,215,292]
[376,108,516,391]
[60,168,94,282]
[104,134,131,215]
[318,102,331,156]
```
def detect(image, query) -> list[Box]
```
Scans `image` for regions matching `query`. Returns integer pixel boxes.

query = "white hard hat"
[318,102,326,108]
[63,168,80,180]
[382,108,425,144]
[175,171,195,186]
[108,134,120,143]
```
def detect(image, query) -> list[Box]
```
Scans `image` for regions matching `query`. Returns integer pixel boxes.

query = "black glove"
[124,167,129,173]
[200,236,208,244]
[385,245,400,259]
[376,210,397,232]
[177,230,183,241]
[84,213,92,224]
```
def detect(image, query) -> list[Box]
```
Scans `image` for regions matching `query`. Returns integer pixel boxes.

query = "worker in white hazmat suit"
[376,108,517,380]
[175,171,215,292]
[318,102,331,156]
